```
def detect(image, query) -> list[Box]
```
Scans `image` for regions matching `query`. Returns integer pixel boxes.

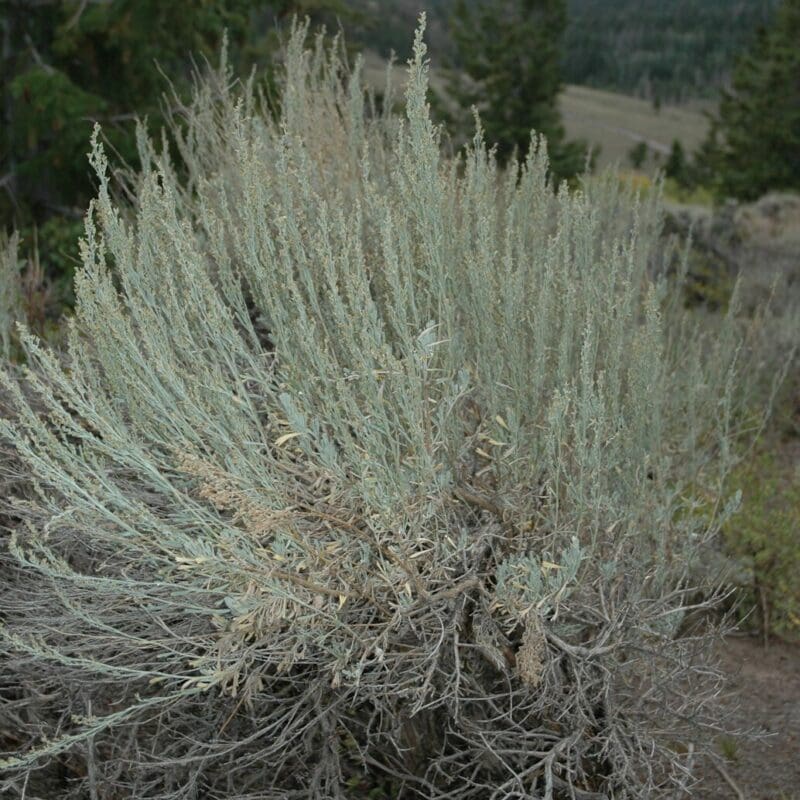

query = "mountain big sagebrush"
[0,19,756,800]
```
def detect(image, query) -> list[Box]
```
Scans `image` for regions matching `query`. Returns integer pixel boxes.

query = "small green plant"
[718,734,740,763]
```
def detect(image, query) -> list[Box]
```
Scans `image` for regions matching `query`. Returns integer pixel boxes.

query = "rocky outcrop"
[663,193,800,310]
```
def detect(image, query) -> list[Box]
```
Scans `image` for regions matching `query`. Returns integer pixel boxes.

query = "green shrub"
[24,216,84,308]
[724,450,800,641]
[662,178,714,208]
[0,19,764,799]
[664,139,690,187]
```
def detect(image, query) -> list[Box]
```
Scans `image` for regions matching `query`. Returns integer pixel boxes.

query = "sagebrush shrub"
[0,19,763,800]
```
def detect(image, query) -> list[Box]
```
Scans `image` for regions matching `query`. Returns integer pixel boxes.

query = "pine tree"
[628,140,649,170]
[665,139,690,186]
[450,0,586,181]
[0,0,345,289]
[702,0,800,200]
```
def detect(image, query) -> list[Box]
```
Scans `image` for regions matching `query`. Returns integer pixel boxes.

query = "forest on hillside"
[563,0,781,101]
[349,0,780,101]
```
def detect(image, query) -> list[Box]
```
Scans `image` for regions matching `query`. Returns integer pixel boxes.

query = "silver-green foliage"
[0,19,756,799]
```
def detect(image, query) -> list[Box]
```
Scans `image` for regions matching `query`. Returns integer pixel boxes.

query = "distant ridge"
[564,0,780,100]
[346,0,780,102]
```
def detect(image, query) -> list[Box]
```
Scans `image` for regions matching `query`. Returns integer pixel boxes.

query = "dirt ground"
[693,635,800,800]
[693,427,800,800]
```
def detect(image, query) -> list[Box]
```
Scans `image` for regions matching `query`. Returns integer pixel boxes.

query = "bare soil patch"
[694,635,800,799]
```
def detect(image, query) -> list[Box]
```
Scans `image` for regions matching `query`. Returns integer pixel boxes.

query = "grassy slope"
[559,84,711,170]
[362,51,711,172]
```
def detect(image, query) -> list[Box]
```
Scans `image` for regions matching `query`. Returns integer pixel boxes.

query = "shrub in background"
[0,232,21,360]
[723,450,800,641]
[2,0,251,240]
[1,0,344,313]
[0,19,766,799]
[0,230,61,360]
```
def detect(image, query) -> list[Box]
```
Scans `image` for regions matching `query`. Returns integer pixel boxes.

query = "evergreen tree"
[0,0,344,288]
[702,0,800,200]
[450,0,586,181]
[665,139,689,186]
[628,140,649,170]
[2,1,253,222]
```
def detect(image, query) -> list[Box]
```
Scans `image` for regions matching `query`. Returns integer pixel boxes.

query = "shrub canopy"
[0,19,760,800]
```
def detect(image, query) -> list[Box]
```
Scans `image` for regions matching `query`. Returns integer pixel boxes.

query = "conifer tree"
[0,0,344,288]
[450,0,586,180]
[702,0,800,200]
[665,139,691,187]
[1,1,253,220]
[628,140,649,170]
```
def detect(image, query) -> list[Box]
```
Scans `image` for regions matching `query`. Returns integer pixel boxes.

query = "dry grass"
[559,85,711,169]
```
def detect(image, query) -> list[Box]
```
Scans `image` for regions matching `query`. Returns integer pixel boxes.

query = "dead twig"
[712,758,746,800]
